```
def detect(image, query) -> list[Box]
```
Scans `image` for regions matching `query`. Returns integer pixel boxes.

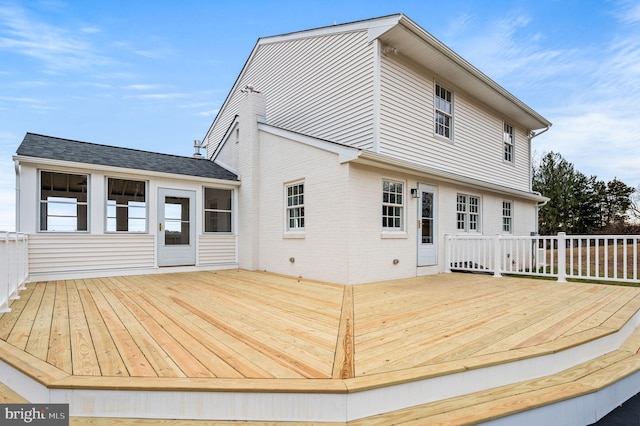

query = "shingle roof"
[16,133,238,181]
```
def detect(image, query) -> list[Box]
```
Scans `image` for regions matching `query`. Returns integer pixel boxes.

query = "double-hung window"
[204,188,233,232]
[39,171,89,232]
[382,179,404,230]
[502,201,513,233]
[503,122,514,163]
[286,182,305,231]
[106,178,147,232]
[456,194,480,232]
[435,84,453,139]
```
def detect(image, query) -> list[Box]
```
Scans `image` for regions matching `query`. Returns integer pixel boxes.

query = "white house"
[13,14,551,284]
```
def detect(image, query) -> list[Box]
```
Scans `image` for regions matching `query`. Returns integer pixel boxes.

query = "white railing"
[445,232,640,284]
[0,232,29,313]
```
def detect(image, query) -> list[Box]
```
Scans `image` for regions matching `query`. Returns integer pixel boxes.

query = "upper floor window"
[382,179,404,230]
[204,188,232,232]
[502,201,513,233]
[106,178,147,233]
[286,182,305,231]
[503,122,514,163]
[39,171,88,232]
[456,194,480,232]
[435,84,453,139]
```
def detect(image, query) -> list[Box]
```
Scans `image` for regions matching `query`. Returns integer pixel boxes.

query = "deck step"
[0,381,28,403]
[350,325,640,425]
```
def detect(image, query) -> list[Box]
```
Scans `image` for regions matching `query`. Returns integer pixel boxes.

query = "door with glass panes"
[157,188,196,266]
[417,183,437,266]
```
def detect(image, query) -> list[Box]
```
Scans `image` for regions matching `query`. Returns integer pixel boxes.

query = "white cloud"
[0,3,112,72]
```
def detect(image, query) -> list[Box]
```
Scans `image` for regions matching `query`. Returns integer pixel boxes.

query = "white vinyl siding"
[198,234,237,265]
[206,30,375,155]
[27,234,155,276]
[378,54,532,192]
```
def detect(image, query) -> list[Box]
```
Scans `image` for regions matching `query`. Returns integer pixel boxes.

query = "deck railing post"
[493,234,502,278]
[444,234,452,273]
[0,232,9,312]
[557,232,567,283]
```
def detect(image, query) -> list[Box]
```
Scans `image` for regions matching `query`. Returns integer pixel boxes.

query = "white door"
[417,183,437,266]
[157,188,196,267]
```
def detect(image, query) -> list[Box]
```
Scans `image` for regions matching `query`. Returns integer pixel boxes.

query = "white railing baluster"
[0,231,29,313]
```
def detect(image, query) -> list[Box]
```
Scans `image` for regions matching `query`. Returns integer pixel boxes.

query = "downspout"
[14,159,20,232]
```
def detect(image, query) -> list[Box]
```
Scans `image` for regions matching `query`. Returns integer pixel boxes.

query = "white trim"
[257,123,361,163]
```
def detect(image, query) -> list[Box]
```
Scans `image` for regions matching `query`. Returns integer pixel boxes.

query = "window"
[204,188,232,232]
[286,182,305,231]
[39,171,88,232]
[435,83,453,139]
[502,201,513,233]
[456,194,480,232]
[503,122,514,163]
[382,179,404,230]
[106,178,147,232]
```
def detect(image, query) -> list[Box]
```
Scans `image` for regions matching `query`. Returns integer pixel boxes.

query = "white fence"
[445,232,640,284]
[0,232,29,313]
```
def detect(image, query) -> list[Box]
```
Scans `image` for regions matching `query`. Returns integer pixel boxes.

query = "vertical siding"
[207,30,375,157]
[28,234,155,276]
[378,54,531,192]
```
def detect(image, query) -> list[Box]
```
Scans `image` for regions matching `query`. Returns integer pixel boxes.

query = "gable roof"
[15,133,238,181]
[204,14,550,148]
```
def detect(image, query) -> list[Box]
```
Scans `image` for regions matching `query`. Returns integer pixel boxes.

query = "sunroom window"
[106,178,147,232]
[39,171,88,232]
[204,188,232,232]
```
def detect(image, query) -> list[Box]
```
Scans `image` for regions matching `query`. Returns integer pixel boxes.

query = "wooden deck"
[2,270,640,424]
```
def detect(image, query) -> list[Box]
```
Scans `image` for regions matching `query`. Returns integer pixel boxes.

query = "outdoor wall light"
[393,259,400,265]
[411,188,419,198]
[289,257,295,263]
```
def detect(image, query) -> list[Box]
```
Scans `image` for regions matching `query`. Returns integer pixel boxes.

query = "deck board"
[2,270,640,424]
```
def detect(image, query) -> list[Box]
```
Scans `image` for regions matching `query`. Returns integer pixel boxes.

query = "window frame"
[456,193,481,233]
[38,170,89,233]
[434,83,454,140]
[502,200,513,234]
[203,187,233,233]
[382,179,405,232]
[285,181,305,232]
[503,122,515,164]
[105,177,148,233]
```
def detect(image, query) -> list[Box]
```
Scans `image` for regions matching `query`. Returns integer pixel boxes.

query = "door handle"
[159,223,163,231]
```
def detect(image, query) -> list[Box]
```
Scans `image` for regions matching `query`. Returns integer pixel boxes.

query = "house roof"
[15,133,238,181]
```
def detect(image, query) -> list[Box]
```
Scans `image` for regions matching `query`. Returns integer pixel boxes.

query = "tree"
[532,152,636,234]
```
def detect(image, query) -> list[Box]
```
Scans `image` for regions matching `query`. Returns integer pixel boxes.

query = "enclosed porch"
[2,269,640,424]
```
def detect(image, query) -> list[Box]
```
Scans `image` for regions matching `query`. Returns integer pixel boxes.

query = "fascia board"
[355,151,549,203]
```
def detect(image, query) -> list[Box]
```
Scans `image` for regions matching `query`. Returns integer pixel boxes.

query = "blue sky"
[1,0,639,230]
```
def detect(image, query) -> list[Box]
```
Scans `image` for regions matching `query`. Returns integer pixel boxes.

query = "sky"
[1,0,639,231]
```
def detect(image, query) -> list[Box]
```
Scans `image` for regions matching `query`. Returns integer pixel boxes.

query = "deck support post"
[493,234,502,278]
[557,232,567,282]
